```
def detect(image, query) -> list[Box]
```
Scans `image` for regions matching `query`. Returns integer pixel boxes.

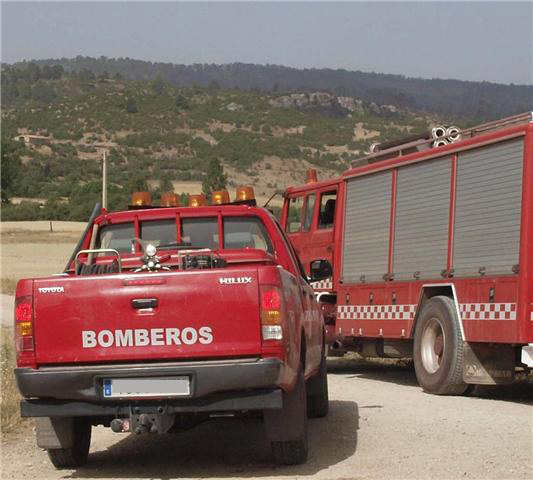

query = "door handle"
[131,298,158,309]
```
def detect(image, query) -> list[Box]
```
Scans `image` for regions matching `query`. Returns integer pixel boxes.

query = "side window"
[286,196,304,233]
[223,217,274,253]
[318,191,337,229]
[302,194,316,232]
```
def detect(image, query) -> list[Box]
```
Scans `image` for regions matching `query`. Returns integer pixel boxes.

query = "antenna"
[102,150,108,210]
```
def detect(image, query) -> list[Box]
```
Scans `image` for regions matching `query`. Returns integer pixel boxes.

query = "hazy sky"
[1,1,532,85]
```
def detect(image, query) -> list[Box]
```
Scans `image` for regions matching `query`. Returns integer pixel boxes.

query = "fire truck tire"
[266,366,308,465]
[307,347,329,418]
[414,296,468,395]
[47,418,91,469]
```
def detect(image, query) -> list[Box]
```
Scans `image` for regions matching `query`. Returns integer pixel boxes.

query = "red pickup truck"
[14,198,329,467]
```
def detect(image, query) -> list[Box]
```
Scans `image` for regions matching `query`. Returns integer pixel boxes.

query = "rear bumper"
[16,357,283,406]
[21,389,282,417]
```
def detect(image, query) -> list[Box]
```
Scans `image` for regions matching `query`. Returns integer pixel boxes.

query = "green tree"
[175,94,189,110]
[159,176,174,193]
[1,137,21,203]
[202,158,227,198]
[151,76,165,96]
[125,98,138,113]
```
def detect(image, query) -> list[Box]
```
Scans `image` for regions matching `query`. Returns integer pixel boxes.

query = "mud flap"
[36,417,74,449]
[463,343,515,385]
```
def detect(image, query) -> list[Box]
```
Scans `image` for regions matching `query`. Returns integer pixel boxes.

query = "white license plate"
[103,376,190,398]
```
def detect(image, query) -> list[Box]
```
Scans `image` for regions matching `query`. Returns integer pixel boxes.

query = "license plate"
[103,376,190,398]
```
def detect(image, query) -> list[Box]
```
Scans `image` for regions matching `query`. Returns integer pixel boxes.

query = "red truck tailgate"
[33,268,261,365]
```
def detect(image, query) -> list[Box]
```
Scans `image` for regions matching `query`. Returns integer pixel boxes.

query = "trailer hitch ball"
[111,419,124,433]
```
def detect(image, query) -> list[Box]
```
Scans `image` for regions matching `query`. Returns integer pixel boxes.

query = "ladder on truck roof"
[356,111,533,166]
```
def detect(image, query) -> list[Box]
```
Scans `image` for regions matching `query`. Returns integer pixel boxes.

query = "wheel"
[307,347,329,418]
[47,418,91,469]
[413,296,469,395]
[265,366,308,465]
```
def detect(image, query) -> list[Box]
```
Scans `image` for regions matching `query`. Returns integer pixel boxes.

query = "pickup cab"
[14,200,329,467]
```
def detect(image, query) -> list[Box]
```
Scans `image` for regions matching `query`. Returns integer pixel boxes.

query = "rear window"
[181,217,219,249]
[140,219,176,248]
[223,217,273,253]
[96,223,135,253]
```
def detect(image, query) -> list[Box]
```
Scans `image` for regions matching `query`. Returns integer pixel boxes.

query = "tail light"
[15,295,35,366]
[260,286,284,341]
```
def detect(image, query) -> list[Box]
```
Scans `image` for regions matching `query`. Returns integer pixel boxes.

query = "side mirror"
[310,259,333,282]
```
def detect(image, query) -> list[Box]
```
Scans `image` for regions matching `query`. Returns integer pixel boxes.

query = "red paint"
[447,155,458,273]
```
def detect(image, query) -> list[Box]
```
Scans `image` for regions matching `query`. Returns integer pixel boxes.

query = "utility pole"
[102,149,108,209]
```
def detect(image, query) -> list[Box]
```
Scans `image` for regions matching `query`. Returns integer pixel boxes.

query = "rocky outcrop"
[269,93,399,117]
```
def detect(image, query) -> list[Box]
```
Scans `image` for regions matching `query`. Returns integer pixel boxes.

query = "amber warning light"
[306,169,318,184]
[160,192,179,207]
[189,194,207,207]
[131,191,152,206]
[211,190,230,205]
[235,186,255,202]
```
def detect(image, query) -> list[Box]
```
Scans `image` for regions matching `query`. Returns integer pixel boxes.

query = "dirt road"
[2,357,531,480]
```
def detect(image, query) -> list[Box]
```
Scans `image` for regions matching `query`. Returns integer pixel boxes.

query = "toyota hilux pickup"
[14,196,329,468]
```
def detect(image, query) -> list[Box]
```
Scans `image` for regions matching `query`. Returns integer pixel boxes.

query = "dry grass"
[0,279,18,295]
[1,328,21,432]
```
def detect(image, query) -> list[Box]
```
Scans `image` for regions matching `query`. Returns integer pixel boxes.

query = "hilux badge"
[219,277,252,285]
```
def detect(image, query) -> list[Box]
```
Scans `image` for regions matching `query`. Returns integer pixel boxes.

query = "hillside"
[3,62,445,220]
[24,57,533,121]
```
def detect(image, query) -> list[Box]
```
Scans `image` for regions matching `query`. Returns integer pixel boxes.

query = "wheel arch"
[410,284,464,341]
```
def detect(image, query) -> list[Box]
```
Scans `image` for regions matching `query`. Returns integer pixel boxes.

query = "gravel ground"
[2,358,531,480]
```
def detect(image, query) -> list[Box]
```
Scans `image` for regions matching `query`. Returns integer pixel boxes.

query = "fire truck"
[281,112,533,395]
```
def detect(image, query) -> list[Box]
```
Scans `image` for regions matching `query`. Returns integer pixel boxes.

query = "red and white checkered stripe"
[459,303,516,321]
[310,278,333,291]
[338,304,417,321]
[337,302,519,322]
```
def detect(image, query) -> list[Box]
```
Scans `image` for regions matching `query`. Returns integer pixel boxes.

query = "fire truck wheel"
[265,366,308,465]
[414,296,469,395]
[47,418,91,469]
[307,346,329,418]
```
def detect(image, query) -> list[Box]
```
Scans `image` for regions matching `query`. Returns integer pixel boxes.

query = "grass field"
[0,221,84,294]
[1,328,22,433]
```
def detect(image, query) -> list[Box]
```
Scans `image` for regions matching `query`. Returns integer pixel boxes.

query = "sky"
[1,1,532,85]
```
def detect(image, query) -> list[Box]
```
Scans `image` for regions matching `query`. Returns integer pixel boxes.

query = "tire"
[413,296,469,395]
[47,418,91,469]
[265,366,308,465]
[307,348,329,418]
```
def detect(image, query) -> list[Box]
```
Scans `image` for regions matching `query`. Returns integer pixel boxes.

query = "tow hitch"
[111,409,175,434]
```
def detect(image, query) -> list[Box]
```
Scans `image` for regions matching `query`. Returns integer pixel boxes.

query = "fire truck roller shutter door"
[393,157,452,281]
[453,139,524,277]
[342,171,392,284]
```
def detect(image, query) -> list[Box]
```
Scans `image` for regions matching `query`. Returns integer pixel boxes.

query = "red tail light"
[15,295,35,366]
[260,286,284,341]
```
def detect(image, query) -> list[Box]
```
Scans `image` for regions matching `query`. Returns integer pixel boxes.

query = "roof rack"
[354,111,532,166]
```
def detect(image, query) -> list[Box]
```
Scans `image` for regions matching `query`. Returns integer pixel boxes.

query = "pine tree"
[202,158,227,197]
